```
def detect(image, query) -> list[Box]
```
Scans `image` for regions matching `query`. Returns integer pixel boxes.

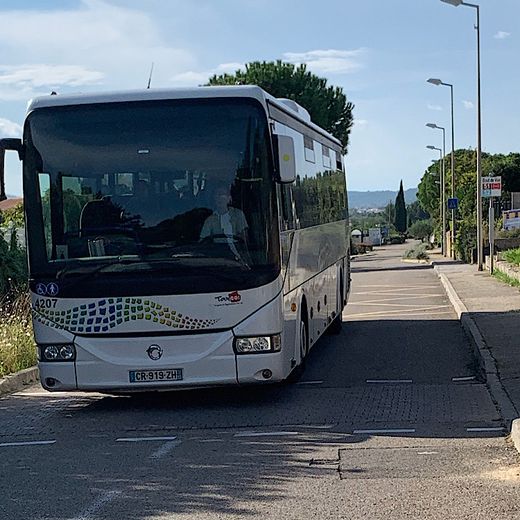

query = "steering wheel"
[201,233,245,245]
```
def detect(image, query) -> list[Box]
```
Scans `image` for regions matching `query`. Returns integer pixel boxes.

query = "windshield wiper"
[56,256,142,288]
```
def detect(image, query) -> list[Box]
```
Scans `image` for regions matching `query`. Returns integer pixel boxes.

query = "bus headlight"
[234,335,281,354]
[40,344,76,362]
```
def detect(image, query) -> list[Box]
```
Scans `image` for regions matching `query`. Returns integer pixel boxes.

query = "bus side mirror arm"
[0,138,24,161]
[272,134,296,184]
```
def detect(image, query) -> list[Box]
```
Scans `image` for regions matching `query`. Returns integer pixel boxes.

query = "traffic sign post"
[482,176,501,273]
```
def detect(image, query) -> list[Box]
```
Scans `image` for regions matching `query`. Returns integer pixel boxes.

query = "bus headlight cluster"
[39,344,76,362]
[234,335,281,354]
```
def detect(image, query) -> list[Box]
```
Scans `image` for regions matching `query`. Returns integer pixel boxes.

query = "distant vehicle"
[0,85,350,392]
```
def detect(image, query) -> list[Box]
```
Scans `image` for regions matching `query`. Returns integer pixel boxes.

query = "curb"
[432,264,520,454]
[0,366,39,397]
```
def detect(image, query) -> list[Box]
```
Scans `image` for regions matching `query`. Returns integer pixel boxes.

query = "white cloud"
[282,49,366,74]
[427,104,443,111]
[171,62,245,86]
[355,119,368,126]
[463,100,474,109]
[0,117,22,137]
[0,0,197,98]
[0,65,103,89]
[494,31,511,40]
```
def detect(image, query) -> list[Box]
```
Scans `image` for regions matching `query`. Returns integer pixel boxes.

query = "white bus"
[1,86,350,392]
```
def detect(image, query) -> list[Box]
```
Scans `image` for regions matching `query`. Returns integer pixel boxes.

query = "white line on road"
[353,429,416,435]
[116,436,177,443]
[466,427,505,432]
[366,379,413,384]
[418,451,438,455]
[296,380,324,385]
[351,302,449,308]
[72,490,121,520]
[347,308,452,319]
[0,440,56,447]
[150,440,181,459]
[234,431,299,438]
[452,376,476,382]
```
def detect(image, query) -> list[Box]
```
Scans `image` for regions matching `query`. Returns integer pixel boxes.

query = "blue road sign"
[447,198,458,210]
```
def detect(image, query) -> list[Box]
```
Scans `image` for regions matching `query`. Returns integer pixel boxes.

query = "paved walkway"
[431,252,520,447]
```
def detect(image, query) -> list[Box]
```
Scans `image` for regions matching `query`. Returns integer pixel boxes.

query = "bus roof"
[26,85,342,147]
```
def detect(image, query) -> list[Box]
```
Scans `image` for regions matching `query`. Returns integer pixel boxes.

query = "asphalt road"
[1,243,520,519]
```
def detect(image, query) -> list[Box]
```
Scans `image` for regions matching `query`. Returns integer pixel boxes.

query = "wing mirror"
[0,138,24,160]
[273,134,296,184]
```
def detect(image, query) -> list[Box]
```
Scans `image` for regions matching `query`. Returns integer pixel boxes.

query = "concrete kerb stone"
[0,366,39,397]
[432,262,520,454]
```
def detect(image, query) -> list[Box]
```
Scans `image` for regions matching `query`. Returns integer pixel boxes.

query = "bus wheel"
[287,318,308,383]
[328,277,343,335]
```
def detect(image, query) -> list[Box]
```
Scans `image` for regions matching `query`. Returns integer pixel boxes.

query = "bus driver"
[200,185,248,243]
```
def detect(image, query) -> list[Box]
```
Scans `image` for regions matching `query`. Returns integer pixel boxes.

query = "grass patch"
[492,268,520,289]
[502,248,520,266]
[403,243,429,260]
[0,290,36,378]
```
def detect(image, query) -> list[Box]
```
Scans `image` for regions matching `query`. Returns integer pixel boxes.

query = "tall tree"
[0,149,6,201]
[208,60,355,150]
[394,180,407,233]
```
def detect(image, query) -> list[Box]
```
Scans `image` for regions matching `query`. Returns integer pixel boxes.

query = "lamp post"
[427,145,444,254]
[427,78,456,257]
[440,0,483,269]
[426,124,447,256]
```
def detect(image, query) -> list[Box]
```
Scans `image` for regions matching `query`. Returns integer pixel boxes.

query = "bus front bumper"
[39,331,286,392]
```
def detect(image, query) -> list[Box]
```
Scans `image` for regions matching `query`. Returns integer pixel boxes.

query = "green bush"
[0,230,27,295]
[403,243,429,260]
[0,203,24,227]
[0,290,35,378]
[408,219,433,241]
[503,248,520,266]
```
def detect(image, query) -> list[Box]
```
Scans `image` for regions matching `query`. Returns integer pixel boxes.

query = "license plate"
[129,368,183,383]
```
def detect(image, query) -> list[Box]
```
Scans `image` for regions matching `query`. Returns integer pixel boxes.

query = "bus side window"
[277,184,295,231]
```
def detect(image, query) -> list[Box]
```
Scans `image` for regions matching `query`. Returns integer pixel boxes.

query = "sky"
[0,0,518,195]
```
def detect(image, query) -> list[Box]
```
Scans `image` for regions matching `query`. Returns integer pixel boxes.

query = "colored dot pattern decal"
[33,297,219,334]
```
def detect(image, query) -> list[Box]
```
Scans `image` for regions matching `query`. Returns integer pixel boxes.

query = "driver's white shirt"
[200,207,248,240]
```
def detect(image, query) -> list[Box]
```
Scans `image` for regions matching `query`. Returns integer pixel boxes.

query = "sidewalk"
[430,252,520,450]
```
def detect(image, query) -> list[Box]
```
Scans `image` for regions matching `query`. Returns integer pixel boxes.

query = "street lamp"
[440,0,483,269]
[427,145,445,254]
[426,124,447,256]
[427,78,456,257]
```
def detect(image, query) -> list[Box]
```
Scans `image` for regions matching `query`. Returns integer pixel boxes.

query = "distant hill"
[349,188,417,209]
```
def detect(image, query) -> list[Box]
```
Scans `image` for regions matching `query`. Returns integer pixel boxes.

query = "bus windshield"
[24,98,280,297]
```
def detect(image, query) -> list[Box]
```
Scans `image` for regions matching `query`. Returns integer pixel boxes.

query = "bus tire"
[328,273,343,335]
[286,311,309,383]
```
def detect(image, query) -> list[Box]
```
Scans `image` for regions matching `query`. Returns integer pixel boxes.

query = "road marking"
[72,490,121,520]
[418,451,438,455]
[352,294,445,303]
[351,302,449,308]
[353,429,416,435]
[116,436,177,443]
[366,379,413,384]
[0,440,56,447]
[296,424,335,429]
[452,376,476,382]
[150,440,181,459]
[354,284,439,289]
[296,380,324,385]
[234,431,299,438]
[347,306,452,319]
[466,427,505,432]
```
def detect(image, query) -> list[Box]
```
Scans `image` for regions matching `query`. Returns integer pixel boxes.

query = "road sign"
[481,176,502,198]
[447,198,458,210]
